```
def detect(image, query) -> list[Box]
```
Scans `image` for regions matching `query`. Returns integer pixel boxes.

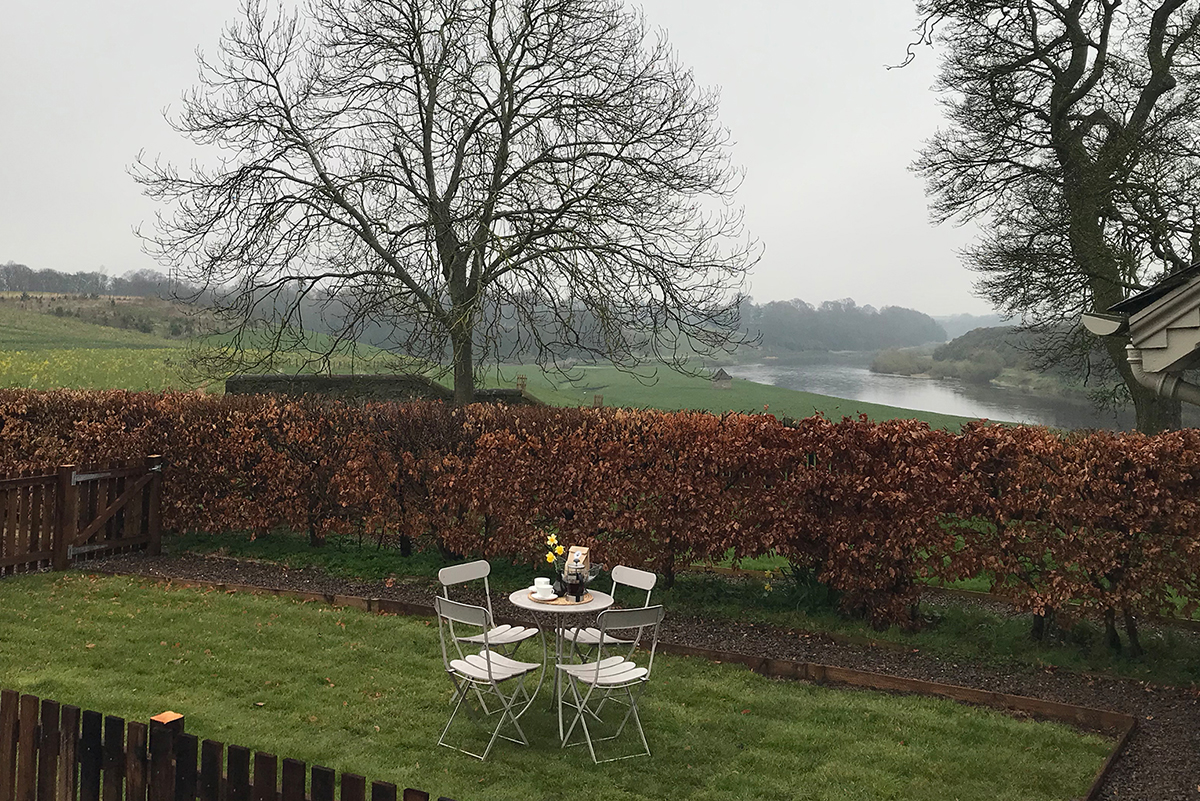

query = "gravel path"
[83,552,1200,800]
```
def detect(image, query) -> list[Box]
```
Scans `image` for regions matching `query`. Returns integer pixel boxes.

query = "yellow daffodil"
[555,545,564,555]
[546,534,558,546]
[545,552,556,564]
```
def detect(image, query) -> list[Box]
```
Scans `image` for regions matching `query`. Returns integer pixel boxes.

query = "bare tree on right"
[912,0,1200,433]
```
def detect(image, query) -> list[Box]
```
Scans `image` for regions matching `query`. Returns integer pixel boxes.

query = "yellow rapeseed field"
[0,349,193,391]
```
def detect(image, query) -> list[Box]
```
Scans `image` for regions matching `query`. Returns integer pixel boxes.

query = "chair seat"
[558,657,648,686]
[451,652,538,683]
[476,650,541,672]
[562,626,634,646]
[457,624,537,647]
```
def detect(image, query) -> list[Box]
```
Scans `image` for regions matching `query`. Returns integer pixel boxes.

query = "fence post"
[145,456,164,557]
[54,466,77,571]
[148,712,183,735]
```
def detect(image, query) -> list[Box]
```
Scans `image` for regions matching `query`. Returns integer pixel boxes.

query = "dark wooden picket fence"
[0,690,459,801]
[0,458,163,577]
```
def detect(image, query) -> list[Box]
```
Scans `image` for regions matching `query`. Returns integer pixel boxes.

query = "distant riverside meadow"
[730,360,1136,431]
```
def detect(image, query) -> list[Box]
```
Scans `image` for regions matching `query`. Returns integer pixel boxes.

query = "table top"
[508,587,614,614]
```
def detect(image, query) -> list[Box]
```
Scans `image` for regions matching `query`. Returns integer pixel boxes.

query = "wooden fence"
[0,457,163,577]
[0,690,459,801]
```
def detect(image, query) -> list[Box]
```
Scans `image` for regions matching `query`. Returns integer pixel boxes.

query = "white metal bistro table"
[507,587,614,719]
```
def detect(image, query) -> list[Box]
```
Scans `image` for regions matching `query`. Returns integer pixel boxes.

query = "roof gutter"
[1125,345,1200,407]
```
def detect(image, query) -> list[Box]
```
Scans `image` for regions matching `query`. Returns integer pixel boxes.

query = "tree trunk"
[662,541,677,590]
[1122,606,1144,658]
[1130,381,1182,434]
[450,327,475,405]
[1103,607,1122,653]
[1097,291,1182,433]
[1030,609,1055,642]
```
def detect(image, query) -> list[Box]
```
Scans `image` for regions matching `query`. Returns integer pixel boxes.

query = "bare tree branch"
[134,0,758,402]
[911,0,1200,432]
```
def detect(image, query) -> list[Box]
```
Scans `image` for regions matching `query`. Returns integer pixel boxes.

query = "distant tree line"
[343,295,949,357]
[1,262,948,358]
[0,262,184,298]
[740,298,946,353]
[872,325,1087,385]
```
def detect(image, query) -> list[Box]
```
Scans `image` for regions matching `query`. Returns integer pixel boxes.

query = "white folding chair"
[435,596,540,760]
[564,565,657,658]
[557,604,665,763]
[438,560,538,655]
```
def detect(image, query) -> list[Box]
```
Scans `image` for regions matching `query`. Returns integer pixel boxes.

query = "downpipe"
[1125,345,1200,407]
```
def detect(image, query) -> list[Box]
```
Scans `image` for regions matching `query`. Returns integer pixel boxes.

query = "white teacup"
[533,577,554,599]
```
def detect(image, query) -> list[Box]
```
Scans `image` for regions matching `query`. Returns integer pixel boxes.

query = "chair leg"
[557,669,565,743]
[437,677,472,750]
[559,673,586,747]
[563,681,651,763]
[439,676,530,761]
[485,680,529,757]
[470,682,493,716]
[578,704,599,763]
[613,683,650,758]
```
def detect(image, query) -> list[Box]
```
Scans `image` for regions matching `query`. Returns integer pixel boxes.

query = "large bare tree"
[135,0,756,402]
[911,0,1200,432]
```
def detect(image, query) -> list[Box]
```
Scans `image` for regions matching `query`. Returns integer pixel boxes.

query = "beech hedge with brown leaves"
[1,389,1197,629]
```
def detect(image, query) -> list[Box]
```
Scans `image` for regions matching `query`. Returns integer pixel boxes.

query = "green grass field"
[0,573,1109,801]
[0,301,981,428]
[0,302,183,350]
[503,364,975,429]
[170,531,1200,687]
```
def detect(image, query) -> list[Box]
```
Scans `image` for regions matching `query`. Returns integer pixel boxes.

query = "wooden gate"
[0,456,163,576]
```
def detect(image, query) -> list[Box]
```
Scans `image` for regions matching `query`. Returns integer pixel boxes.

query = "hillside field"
[0,300,980,429]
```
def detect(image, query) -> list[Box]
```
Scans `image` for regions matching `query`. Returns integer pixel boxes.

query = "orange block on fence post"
[149,711,184,734]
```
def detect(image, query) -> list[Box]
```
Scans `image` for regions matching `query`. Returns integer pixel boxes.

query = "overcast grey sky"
[1,1,992,317]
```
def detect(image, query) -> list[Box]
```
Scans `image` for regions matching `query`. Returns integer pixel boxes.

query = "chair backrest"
[611,564,656,608]
[434,596,496,676]
[438,559,495,623]
[595,604,665,677]
[436,595,489,627]
[439,559,490,586]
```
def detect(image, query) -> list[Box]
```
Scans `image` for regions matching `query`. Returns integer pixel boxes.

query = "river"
[726,360,1140,431]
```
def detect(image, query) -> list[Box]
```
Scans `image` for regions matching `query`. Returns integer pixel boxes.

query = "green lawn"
[0,573,1107,801]
[171,530,1200,687]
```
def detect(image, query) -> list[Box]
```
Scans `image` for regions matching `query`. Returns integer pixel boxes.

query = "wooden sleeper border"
[90,569,1136,801]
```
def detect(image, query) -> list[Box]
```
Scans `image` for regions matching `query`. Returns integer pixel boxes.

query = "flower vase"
[552,574,566,597]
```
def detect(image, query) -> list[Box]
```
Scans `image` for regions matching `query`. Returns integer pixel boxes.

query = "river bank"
[725,358,1139,431]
